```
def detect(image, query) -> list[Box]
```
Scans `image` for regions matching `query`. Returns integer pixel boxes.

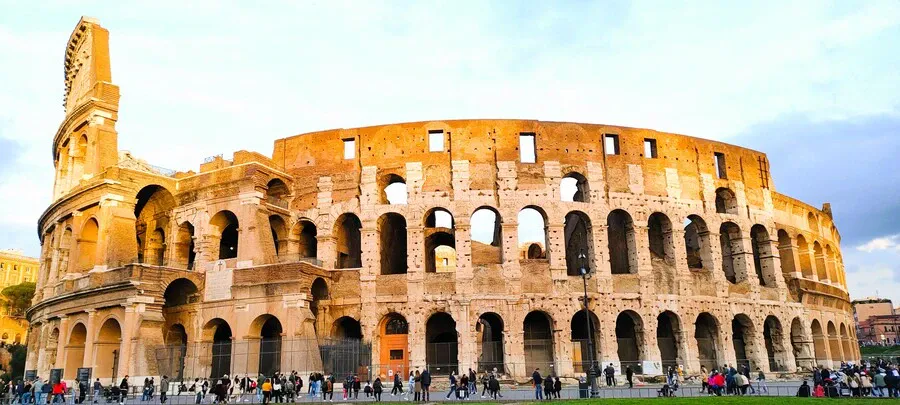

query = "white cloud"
[856,234,900,253]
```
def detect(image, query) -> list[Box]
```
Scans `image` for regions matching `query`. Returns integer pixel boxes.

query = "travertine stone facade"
[27,17,858,383]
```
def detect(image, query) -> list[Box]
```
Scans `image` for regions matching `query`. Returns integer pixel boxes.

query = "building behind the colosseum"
[26,17,858,383]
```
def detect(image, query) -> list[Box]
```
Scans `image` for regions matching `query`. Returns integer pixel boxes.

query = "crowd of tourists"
[794,359,900,398]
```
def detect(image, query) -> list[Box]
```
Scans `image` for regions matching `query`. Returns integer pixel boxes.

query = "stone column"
[592,224,611,294]
[317,235,337,269]
[642,319,662,375]
[237,197,267,266]
[118,304,139,379]
[547,223,567,281]
[81,310,98,370]
[98,193,139,269]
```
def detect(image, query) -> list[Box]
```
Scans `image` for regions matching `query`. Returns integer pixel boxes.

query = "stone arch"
[519,206,549,261]
[719,221,745,283]
[840,323,853,362]
[378,312,409,376]
[810,319,828,366]
[476,312,505,373]
[265,178,290,205]
[426,312,458,374]
[310,277,328,331]
[751,225,776,286]
[827,321,841,363]
[695,312,721,371]
[163,278,199,308]
[648,212,675,265]
[561,171,590,202]
[616,310,645,372]
[75,217,99,272]
[657,311,685,370]
[175,221,196,270]
[813,241,827,281]
[715,187,738,214]
[790,317,809,370]
[776,229,796,276]
[64,322,87,379]
[268,215,288,258]
[378,212,408,275]
[135,185,176,264]
[72,134,88,180]
[291,219,318,259]
[334,213,362,268]
[684,215,713,270]
[763,315,788,371]
[209,210,239,260]
[571,310,601,373]
[825,245,837,286]
[203,318,233,378]
[471,206,502,264]
[381,173,408,205]
[94,317,122,379]
[607,209,637,274]
[163,323,189,381]
[731,314,757,369]
[526,243,544,259]
[523,310,554,373]
[564,210,594,276]
[332,316,363,339]
[250,314,283,377]
[796,235,814,279]
[424,208,456,273]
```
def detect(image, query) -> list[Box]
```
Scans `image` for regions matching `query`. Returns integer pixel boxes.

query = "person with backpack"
[373,378,383,402]
[321,375,333,402]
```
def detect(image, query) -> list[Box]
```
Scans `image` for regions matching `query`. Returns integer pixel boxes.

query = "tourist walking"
[625,366,634,388]
[373,378,383,402]
[531,368,542,400]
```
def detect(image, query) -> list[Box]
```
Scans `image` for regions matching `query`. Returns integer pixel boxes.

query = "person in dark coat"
[372,378,383,402]
[420,370,431,401]
[625,366,634,388]
[543,375,553,400]
[796,380,811,397]
[553,377,561,399]
[532,368,543,400]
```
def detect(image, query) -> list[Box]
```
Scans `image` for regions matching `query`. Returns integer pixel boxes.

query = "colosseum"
[26,17,858,384]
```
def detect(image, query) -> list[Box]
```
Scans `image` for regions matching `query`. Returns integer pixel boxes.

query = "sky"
[0,1,898,302]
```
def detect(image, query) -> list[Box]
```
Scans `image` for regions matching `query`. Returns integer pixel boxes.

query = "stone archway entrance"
[379,313,409,378]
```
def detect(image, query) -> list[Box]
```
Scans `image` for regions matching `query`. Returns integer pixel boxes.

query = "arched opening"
[810,320,827,366]
[806,212,818,233]
[825,245,837,285]
[310,278,329,333]
[684,215,712,270]
[332,316,363,339]
[608,210,637,274]
[476,313,505,373]
[840,323,852,362]
[695,312,721,371]
[379,313,409,376]
[796,235,814,279]
[94,318,122,379]
[777,230,796,276]
[164,278,199,307]
[657,311,683,371]
[518,207,549,261]
[526,243,544,259]
[715,187,738,214]
[292,220,318,259]
[751,225,774,286]
[266,179,290,207]
[561,172,590,202]
[208,319,233,378]
[379,213,408,274]
[790,318,806,370]
[764,316,786,371]
[571,310,600,373]
[813,242,827,281]
[648,213,675,265]
[269,215,288,258]
[210,211,239,260]
[425,208,456,273]
[135,185,176,265]
[175,222,196,270]
[381,174,408,205]
[72,135,88,181]
[732,314,755,369]
[471,207,502,265]
[164,324,188,381]
[719,222,744,283]
[256,316,283,377]
[426,312,458,374]
[616,311,644,373]
[334,213,362,268]
[564,211,593,276]
[76,218,99,272]
[524,311,554,373]
[64,323,87,379]
[827,321,841,363]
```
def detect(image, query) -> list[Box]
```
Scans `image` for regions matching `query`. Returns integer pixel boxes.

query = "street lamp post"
[579,251,600,397]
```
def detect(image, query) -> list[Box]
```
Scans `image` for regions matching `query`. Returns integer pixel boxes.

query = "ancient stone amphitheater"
[26,18,857,383]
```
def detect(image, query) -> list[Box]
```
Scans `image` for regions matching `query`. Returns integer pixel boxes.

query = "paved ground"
[74,381,810,404]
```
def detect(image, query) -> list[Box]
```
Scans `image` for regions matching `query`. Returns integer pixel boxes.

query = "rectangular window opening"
[389,350,404,360]
[604,134,620,155]
[644,138,657,158]
[428,130,445,152]
[715,152,727,179]
[519,133,536,163]
[343,138,356,160]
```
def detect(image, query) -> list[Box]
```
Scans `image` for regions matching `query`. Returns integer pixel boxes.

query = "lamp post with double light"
[579,250,600,397]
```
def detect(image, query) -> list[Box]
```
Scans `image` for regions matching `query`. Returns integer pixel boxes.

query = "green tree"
[7,343,26,380]
[1,282,35,316]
